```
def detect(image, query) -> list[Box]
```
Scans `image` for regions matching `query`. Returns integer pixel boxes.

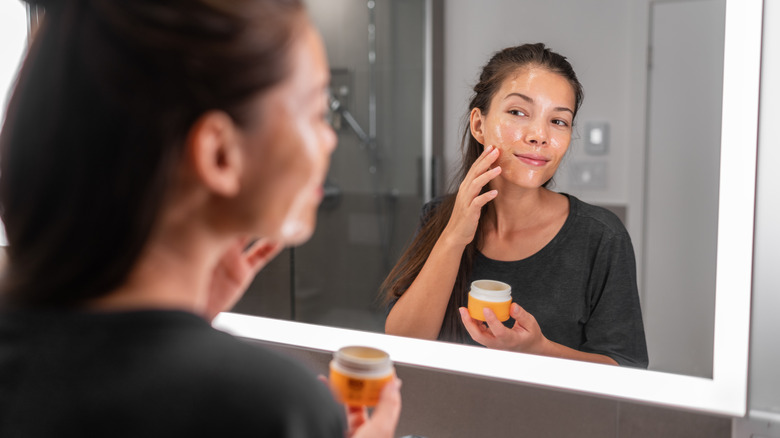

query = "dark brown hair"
[0,0,305,308]
[380,43,583,342]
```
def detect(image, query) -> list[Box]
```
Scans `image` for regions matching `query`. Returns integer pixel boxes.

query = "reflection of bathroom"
[235,0,723,380]
[233,0,427,332]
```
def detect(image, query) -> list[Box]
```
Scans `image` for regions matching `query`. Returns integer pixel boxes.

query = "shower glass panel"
[233,0,429,333]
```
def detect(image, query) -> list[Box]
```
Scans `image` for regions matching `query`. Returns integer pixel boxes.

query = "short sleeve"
[580,231,649,368]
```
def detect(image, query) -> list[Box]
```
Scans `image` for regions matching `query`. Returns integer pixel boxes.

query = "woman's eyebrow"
[504,92,573,114]
[504,92,533,103]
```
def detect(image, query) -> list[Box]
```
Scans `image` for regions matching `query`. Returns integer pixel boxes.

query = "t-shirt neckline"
[476,193,578,265]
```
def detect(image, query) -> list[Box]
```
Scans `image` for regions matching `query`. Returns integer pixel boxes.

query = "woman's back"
[0,309,344,436]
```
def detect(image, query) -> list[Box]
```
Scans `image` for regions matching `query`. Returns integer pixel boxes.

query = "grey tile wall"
[249,340,732,438]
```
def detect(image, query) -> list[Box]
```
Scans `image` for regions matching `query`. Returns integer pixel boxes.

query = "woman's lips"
[515,153,550,167]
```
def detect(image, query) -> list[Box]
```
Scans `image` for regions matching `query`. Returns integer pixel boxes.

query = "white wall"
[442,0,636,204]
[746,0,780,424]
[0,1,27,125]
[0,0,29,247]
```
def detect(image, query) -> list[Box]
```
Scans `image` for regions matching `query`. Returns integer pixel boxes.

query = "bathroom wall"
[737,0,780,435]
[0,0,27,247]
[254,339,733,437]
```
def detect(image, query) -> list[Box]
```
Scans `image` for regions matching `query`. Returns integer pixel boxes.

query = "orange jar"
[329,346,394,407]
[467,279,512,322]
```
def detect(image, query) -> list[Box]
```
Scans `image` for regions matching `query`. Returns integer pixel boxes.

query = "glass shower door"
[233,0,430,334]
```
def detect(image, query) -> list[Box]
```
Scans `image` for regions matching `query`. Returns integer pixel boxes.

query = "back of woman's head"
[458,43,583,184]
[0,0,304,308]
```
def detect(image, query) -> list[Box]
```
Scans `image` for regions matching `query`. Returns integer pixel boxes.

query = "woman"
[0,0,400,436]
[383,43,648,368]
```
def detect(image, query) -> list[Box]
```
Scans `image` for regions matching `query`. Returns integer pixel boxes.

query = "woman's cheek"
[490,118,522,150]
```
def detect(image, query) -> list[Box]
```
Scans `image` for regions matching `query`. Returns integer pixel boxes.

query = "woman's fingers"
[346,405,369,435]
[349,377,402,438]
[368,378,402,433]
[444,145,502,246]
[461,146,501,194]
[469,145,500,177]
[458,307,492,344]
[471,189,499,210]
[482,307,509,335]
[244,238,284,271]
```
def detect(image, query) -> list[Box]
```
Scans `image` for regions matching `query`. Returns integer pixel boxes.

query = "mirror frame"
[214,0,762,416]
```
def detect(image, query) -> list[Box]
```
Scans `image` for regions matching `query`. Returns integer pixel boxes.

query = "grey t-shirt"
[468,195,648,367]
[0,309,346,436]
[412,194,648,368]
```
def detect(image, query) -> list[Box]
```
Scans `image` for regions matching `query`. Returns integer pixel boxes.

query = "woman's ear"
[185,111,243,197]
[469,107,486,145]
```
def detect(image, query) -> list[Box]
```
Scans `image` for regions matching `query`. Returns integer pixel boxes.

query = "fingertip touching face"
[237,19,336,245]
[470,66,576,190]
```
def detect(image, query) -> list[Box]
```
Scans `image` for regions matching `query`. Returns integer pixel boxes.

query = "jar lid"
[333,346,392,373]
[470,279,511,301]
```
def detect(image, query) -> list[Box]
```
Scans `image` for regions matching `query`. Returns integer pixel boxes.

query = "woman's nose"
[525,120,549,146]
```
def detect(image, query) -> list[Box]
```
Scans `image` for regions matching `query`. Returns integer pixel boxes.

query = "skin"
[386,66,617,366]
[88,18,400,436]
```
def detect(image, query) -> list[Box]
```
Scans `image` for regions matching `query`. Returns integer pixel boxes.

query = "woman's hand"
[347,378,402,438]
[460,304,621,365]
[318,375,402,438]
[458,303,549,354]
[442,145,502,246]
[204,236,283,321]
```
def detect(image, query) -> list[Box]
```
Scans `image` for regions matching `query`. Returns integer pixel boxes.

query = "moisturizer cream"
[329,346,394,407]
[467,279,512,322]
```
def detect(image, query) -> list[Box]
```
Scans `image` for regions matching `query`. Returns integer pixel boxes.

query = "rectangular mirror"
[216,0,762,415]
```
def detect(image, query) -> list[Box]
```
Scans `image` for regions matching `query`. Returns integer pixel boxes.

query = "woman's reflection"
[381,43,648,368]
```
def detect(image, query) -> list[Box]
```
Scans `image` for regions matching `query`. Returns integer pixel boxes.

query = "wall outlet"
[570,161,607,189]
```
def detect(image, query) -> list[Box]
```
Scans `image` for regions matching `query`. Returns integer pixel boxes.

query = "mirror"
[0,0,758,418]
[0,0,762,416]
[218,0,761,415]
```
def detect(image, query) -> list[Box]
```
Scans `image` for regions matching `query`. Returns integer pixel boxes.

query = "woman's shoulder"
[422,194,454,214]
[566,194,630,238]
[159,322,345,433]
[419,194,456,226]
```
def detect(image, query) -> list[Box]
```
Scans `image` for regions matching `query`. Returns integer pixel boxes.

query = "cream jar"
[467,279,512,322]
[329,346,394,407]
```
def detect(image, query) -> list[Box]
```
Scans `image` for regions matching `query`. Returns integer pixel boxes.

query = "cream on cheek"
[490,118,538,178]
[276,114,324,244]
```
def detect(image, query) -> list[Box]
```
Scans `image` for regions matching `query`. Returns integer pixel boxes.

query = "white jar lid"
[332,346,393,376]
[469,279,511,302]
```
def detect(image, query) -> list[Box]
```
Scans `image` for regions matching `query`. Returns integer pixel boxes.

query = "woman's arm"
[385,145,502,340]
[385,231,468,339]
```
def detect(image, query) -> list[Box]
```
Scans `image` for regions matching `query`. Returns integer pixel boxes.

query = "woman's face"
[238,20,336,245]
[471,66,576,190]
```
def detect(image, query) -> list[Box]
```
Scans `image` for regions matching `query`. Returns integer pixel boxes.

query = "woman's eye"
[552,119,570,127]
[509,109,526,117]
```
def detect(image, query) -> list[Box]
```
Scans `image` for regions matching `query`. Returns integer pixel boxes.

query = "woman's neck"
[85,189,233,318]
[478,183,569,261]
[485,184,558,235]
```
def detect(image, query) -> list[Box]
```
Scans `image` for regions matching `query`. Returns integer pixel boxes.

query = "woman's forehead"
[496,67,575,105]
